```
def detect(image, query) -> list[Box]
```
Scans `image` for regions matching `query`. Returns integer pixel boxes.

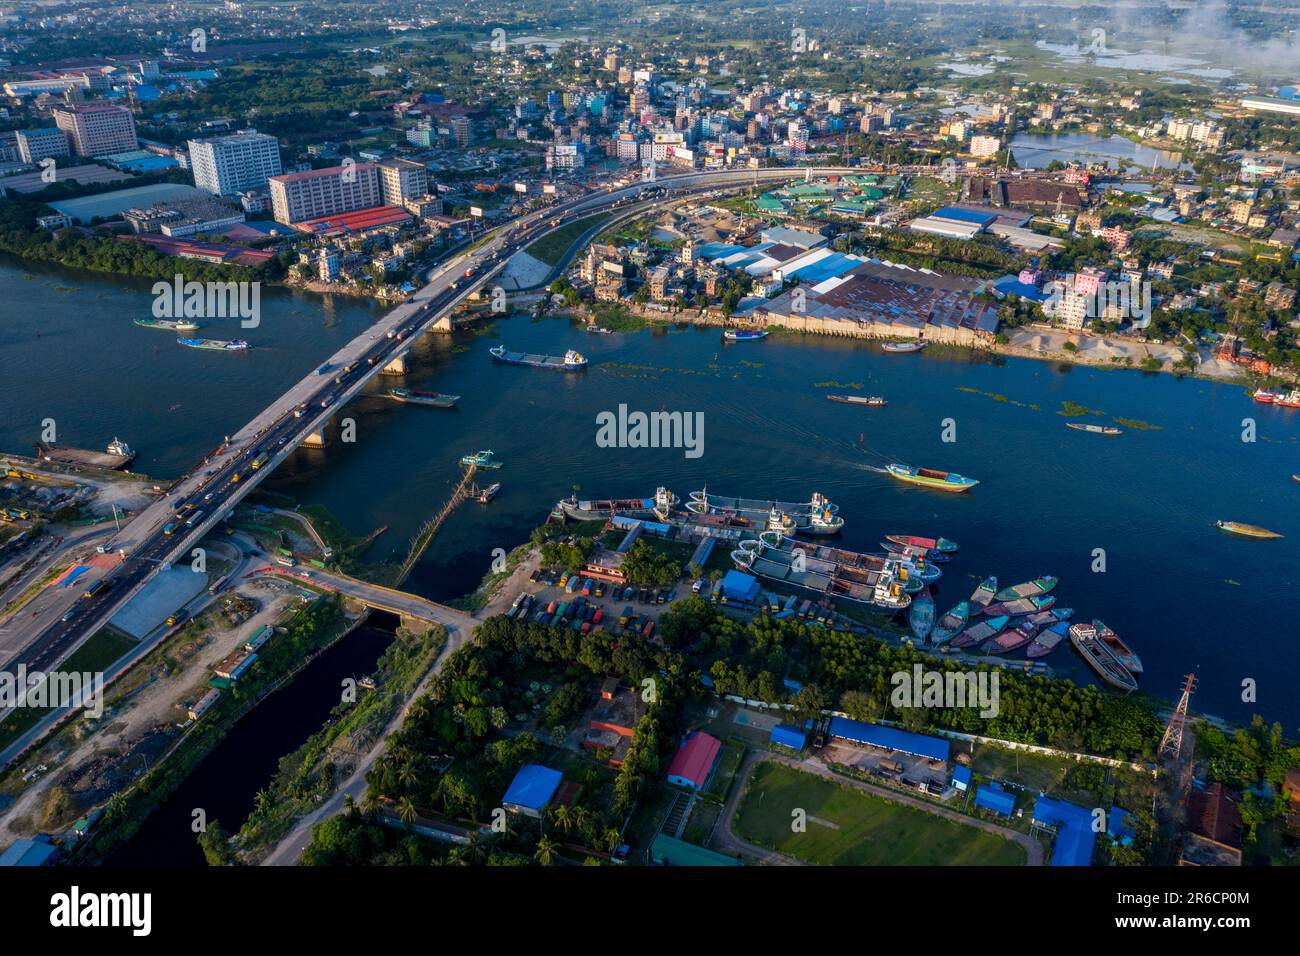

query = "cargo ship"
[994,577,1058,602]
[723,329,768,341]
[688,488,844,535]
[950,614,1011,650]
[1065,422,1122,435]
[755,531,927,594]
[908,587,935,642]
[885,463,979,493]
[386,388,459,408]
[885,534,958,554]
[1069,621,1138,692]
[490,345,587,370]
[881,340,926,353]
[930,602,970,646]
[460,449,503,469]
[177,337,250,352]
[826,394,887,407]
[557,487,677,521]
[969,576,998,611]
[135,317,200,332]
[1216,520,1283,540]
[730,537,911,610]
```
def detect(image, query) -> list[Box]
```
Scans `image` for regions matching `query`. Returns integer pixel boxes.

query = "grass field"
[734,762,1026,866]
[527,213,612,266]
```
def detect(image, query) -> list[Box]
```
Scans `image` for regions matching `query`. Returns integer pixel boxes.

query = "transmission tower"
[1158,673,1197,762]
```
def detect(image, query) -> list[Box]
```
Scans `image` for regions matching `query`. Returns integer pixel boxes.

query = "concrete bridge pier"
[303,428,329,449]
[381,354,408,375]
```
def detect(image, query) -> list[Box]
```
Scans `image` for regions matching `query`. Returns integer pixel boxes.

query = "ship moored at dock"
[557,487,678,521]
[689,489,844,535]
[731,537,911,610]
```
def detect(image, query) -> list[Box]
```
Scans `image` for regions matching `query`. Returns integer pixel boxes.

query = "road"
[0,165,858,769]
[249,564,475,631]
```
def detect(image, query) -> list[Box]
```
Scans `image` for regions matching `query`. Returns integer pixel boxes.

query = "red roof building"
[666,731,722,790]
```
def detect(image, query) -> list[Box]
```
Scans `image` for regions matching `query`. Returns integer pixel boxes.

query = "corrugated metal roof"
[827,717,950,761]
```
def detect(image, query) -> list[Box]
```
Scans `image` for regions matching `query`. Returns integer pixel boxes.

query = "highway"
[0,165,857,755]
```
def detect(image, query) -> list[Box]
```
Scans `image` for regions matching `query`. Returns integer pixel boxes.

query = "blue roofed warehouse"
[827,717,949,762]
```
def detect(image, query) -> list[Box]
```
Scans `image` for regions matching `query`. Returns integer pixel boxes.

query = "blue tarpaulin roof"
[975,782,1016,816]
[503,764,562,811]
[770,724,808,750]
[720,569,759,601]
[1033,795,1096,866]
[827,717,950,761]
[951,765,972,788]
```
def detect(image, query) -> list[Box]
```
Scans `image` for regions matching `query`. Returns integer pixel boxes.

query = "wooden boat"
[985,615,1051,655]
[885,534,958,553]
[886,463,979,492]
[994,577,1058,602]
[1077,619,1143,674]
[969,576,997,611]
[827,394,887,407]
[1065,422,1122,435]
[1027,620,1070,659]
[983,594,1056,618]
[881,339,926,353]
[1216,520,1282,540]
[930,601,970,645]
[908,587,935,642]
[1070,622,1138,692]
[950,614,1010,650]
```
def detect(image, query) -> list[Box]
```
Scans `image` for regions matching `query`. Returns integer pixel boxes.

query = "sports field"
[733,762,1026,866]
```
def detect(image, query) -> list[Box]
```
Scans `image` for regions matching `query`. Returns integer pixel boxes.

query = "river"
[1010,132,1191,173]
[4,258,1299,731]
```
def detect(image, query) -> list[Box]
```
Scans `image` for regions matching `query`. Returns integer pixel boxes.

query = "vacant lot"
[734,762,1026,866]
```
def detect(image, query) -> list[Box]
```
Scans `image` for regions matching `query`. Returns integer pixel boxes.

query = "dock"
[34,444,134,471]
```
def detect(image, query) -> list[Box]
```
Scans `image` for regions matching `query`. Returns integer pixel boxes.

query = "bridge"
[0,165,865,760]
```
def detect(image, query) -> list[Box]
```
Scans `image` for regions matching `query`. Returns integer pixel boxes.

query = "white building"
[268,163,382,224]
[188,129,282,196]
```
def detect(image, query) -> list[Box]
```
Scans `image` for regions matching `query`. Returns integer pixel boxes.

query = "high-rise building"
[187,129,282,195]
[376,158,429,205]
[16,127,70,164]
[449,115,472,148]
[268,163,382,224]
[52,104,137,157]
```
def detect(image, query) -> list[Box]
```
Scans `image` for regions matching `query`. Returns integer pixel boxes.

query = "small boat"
[1293,475,1300,484]
[969,576,998,611]
[476,482,501,503]
[1070,622,1138,692]
[827,394,887,407]
[1027,620,1070,659]
[1253,388,1283,404]
[460,449,503,470]
[490,344,587,370]
[135,317,200,332]
[177,337,249,351]
[885,534,958,553]
[386,388,459,408]
[984,594,1056,618]
[985,615,1052,655]
[908,587,935,642]
[1216,520,1282,540]
[1081,619,1143,674]
[885,463,979,493]
[1065,422,1122,435]
[994,577,1058,602]
[587,326,614,334]
[896,557,942,586]
[883,541,951,563]
[881,340,926,353]
[723,329,768,341]
[951,614,1010,650]
[931,601,970,645]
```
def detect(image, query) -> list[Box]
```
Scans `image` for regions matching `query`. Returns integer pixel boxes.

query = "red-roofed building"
[292,204,413,236]
[666,731,722,790]
[1180,783,1244,866]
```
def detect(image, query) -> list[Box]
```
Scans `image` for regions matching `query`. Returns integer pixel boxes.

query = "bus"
[83,579,107,600]
[207,575,229,596]
[184,509,205,528]
[275,555,297,567]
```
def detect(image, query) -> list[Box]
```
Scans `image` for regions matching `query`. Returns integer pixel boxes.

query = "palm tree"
[397,796,417,827]
[551,804,573,834]
[603,828,622,854]
[343,794,357,817]
[397,760,417,789]
[534,835,558,866]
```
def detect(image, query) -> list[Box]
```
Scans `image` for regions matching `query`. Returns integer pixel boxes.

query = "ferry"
[930,602,970,645]
[969,576,998,611]
[730,537,911,611]
[135,317,201,332]
[177,337,250,352]
[558,487,677,521]
[1070,621,1138,692]
[826,394,887,407]
[386,388,459,408]
[885,463,979,493]
[885,534,958,554]
[1065,422,1122,435]
[1027,620,1070,659]
[723,329,768,341]
[994,577,1058,602]
[476,482,501,504]
[1216,520,1283,540]
[950,614,1011,650]
[908,587,935,642]
[880,340,926,353]
[460,449,504,470]
[689,489,844,535]
[490,345,588,370]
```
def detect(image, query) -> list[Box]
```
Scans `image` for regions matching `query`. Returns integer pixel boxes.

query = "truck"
[83,579,108,600]
[316,363,332,376]
[250,453,269,470]
[618,606,634,626]
[162,522,178,535]
[166,610,189,628]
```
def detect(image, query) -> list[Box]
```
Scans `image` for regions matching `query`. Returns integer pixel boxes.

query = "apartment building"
[376,157,429,205]
[52,103,137,157]
[15,127,70,164]
[188,129,282,195]
[268,163,382,224]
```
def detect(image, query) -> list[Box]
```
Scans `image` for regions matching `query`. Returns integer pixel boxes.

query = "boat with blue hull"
[723,329,768,341]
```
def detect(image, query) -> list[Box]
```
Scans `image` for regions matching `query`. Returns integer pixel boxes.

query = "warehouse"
[974,782,1016,817]
[502,764,563,817]
[1033,795,1096,866]
[770,722,809,751]
[827,717,950,762]
[666,731,722,790]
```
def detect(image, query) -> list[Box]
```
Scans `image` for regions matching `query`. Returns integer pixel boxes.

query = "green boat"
[460,449,503,470]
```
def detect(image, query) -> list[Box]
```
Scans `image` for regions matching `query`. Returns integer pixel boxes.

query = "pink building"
[1074,267,1108,297]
